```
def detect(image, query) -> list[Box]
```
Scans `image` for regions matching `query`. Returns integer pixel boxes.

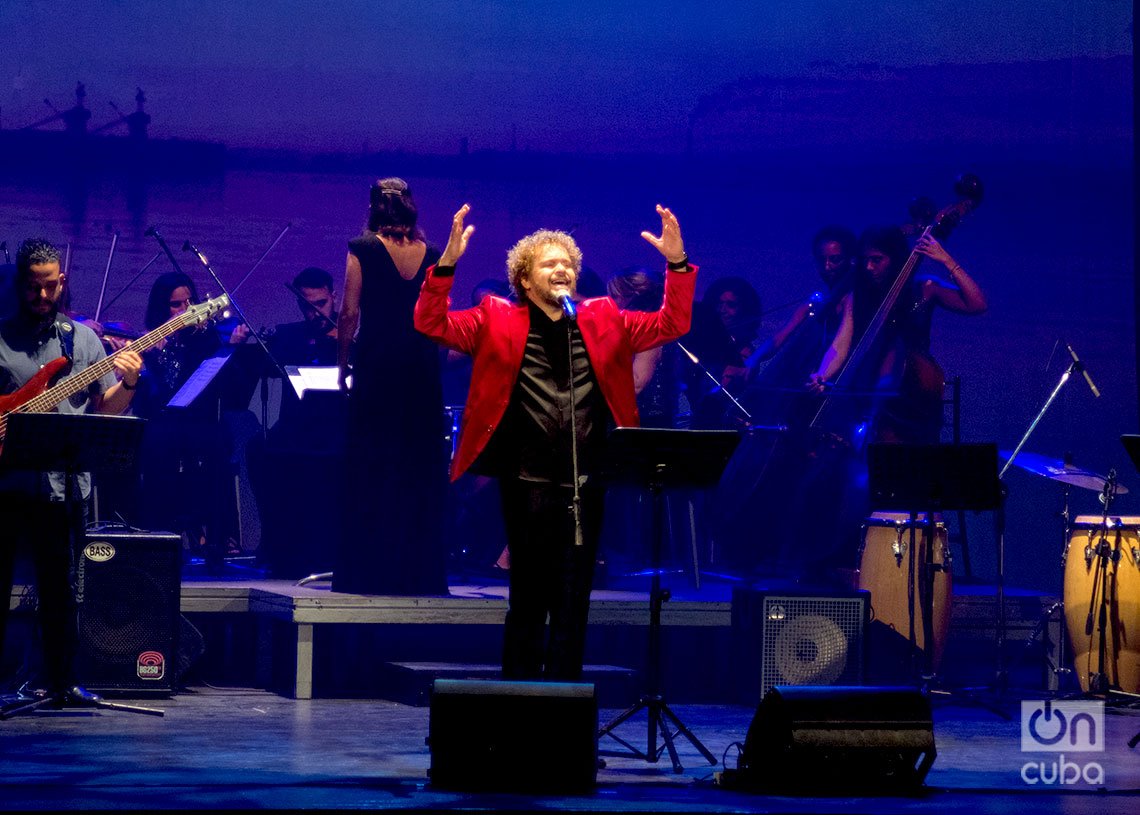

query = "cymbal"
[999,450,1129,494]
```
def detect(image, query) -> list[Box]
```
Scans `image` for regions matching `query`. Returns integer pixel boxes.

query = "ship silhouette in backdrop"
[0,82,225,178]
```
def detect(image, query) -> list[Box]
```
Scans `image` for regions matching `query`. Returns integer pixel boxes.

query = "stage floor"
[0,687,1137,813]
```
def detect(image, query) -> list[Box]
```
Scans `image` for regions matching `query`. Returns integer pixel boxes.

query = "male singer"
[414,204,696,679]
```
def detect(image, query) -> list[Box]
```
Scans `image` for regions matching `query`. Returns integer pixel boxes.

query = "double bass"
[711,175,984,575]
[808,174,984,447]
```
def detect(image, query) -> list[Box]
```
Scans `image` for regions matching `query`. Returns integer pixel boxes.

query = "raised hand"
[439,204,475,266]
[640,204,686,264]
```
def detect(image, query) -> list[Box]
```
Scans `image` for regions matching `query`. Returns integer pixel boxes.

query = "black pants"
[0,494,80,692]
[499,479,604,681]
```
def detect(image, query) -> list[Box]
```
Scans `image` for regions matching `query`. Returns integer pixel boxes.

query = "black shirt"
[473,301,611,485]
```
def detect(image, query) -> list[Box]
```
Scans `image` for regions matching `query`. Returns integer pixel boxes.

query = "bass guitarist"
[0,238,142,704]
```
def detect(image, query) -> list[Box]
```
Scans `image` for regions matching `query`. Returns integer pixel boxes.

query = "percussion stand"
[1079,472,1140,704]
[867,444,1007,716]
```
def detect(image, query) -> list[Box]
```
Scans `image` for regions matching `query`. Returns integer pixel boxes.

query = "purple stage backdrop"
[0,2,1132,593]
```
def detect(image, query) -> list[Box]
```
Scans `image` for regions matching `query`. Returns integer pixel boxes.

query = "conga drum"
[857,512,953,672]
[1064,515,1140,693]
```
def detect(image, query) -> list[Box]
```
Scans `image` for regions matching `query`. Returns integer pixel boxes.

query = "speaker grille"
[76,531,182,694]
[758,595,865,701]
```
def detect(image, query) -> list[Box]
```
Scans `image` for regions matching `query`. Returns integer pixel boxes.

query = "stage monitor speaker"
[75,528,182,695]
[428,679,597,792]
[731,685,936,794]
[731,589,868,705]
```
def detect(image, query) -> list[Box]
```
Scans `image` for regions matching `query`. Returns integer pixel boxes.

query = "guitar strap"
[54,313,76,364]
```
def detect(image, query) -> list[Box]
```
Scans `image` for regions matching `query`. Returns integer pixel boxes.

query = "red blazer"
[414,264,698,481]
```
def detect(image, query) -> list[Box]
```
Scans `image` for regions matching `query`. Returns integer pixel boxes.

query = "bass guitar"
[0,294,230,450]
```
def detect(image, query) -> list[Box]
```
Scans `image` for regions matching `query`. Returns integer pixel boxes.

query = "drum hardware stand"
[1019,599,1071,693]
[1075,472,1140,705]
[596,429,739,773]
[866,443,1008,716]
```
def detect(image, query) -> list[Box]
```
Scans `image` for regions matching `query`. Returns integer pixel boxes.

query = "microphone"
[1099,469,1117,507]
[183,240,207,264]
[557,293,577,321]
[1066,343,1101,398]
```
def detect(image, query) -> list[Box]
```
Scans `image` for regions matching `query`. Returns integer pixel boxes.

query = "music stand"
[867,443,1003,701]
[0,412,163,718]
[596,428,739,773]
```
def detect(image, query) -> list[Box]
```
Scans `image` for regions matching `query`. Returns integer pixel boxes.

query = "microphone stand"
[1000,342,1101,695]
[676,341,752,424]
[560,295,584,547]
[146,226,187,276]
[182,241,291,440]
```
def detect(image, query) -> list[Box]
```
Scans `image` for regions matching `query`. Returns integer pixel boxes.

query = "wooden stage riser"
[8,583,1062,702]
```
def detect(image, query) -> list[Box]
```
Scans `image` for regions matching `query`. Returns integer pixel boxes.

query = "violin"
[67,313,143,353]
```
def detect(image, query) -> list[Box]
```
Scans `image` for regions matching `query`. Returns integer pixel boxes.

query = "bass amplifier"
[731,588,868,705]
[75,528,182,695]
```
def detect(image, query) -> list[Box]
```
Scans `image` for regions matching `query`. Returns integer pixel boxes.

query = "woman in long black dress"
[335,177,449,595]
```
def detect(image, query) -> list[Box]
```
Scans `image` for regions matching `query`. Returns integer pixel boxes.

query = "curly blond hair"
[506,230,583,297]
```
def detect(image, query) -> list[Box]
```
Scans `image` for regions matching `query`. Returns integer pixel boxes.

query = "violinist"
[683,275,762,429]
[267,266,339,367]
[133,271,249,418]
[132,271,247,561]
[808,226,987,443]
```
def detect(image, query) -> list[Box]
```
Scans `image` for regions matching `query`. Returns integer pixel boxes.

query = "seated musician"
[268,266,339,367]
[248,267,348,578]
[133,271,249,419]
[808,225,987,443]
[683,275,762,428]
[132,272,249,561]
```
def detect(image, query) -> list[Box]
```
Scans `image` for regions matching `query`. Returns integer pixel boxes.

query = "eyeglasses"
[169,299,192,309]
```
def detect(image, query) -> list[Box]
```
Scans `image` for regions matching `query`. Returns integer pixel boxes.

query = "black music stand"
[867,443,1003,702]
[0,412,163,718]
[596,428,739,773]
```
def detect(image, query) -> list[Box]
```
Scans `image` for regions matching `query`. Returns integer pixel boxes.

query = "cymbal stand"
[1024,483,1074,693]
[1000,352,1094,693]
[1052,484,1074,690]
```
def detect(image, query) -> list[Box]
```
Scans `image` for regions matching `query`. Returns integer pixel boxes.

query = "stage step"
[377,662,638,708]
